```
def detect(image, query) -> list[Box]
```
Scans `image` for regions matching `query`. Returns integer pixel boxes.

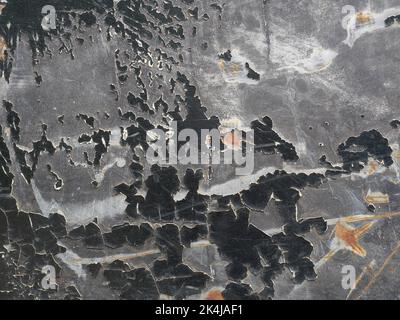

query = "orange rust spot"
[218,60,242,78]
[205,289,224,300]
[335,221,374,257]
[223,131,242,150]
[356,12,373,25]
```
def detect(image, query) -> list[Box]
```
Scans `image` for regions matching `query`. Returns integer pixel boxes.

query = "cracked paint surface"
[1,0,400,300]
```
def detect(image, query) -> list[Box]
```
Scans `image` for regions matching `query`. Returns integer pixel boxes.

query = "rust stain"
[218,60,242,78]
[355,242,400,300]
[340,211,400,223]
[316,248,339,270]
[317,211,400,270]
[217,59,225,71]
[205,289,224,300]
[356,12,374,25]
[0,1,5,59]
[219,118,245,150]
[367,160,378,176]
[335,221,374,257]
[222,131,242,150]
[229,63,241,77]
[364,190,389,205]
[346,260,376,300]
[393,150,400,161]
[0,36,7,61]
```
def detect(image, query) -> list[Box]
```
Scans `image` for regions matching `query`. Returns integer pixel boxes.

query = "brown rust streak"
[346,260,376,300]
[335,221,374,257]
[0,36,7,61]
[355,242,400,300]
[0,4,5,61]
[341,211,400,223]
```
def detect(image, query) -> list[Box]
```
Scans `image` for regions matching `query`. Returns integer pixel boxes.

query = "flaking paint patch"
[31,180,127,224]
[1,0,400,301]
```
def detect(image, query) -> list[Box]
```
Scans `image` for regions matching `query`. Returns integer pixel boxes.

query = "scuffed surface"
[1,0,400,300]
